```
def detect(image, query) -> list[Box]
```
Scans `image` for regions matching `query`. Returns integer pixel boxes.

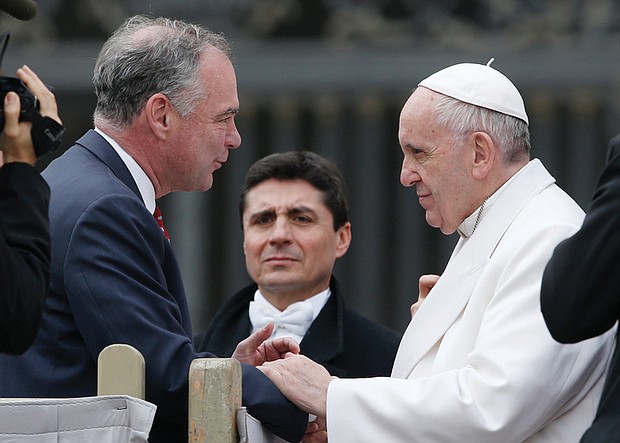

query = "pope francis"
[258,61,615,443]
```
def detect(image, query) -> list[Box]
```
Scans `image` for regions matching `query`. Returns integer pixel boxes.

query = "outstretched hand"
[258,353,333,417]
[232,322,301,366]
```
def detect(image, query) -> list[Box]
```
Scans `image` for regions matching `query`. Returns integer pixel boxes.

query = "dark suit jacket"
[0,130,306,443]
[541,135,620,442]
[0,163,49,355]
[195,277,402,378]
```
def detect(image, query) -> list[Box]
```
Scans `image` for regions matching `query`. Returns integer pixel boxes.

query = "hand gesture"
[232,322,301,366]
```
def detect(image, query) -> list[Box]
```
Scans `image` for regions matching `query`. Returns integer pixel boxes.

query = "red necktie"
[153,206,170,241]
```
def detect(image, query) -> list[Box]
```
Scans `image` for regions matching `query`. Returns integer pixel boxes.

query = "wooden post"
[97,344,146,400]
[188,358,241,443]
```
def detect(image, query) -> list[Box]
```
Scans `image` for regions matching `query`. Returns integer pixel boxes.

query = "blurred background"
[2,0,620,334]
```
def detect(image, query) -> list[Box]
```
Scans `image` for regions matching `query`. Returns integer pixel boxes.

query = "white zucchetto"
[418,59,529,125]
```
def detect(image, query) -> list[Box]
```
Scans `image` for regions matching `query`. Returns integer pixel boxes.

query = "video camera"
[0,32,64,157]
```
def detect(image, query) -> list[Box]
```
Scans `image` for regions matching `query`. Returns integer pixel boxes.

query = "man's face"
[398,88,473,235]
[165,48,241,193]
[242,178,351,305]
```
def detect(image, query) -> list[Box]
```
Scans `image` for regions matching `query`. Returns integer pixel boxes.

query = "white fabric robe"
[326,159,615,442]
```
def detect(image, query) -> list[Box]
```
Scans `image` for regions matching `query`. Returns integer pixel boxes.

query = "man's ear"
[335,222,352,258]
[145,93,173,140]
[471,131,495,180]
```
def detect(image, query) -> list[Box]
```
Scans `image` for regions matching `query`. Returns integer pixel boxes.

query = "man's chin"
[199,176,214,192]
[259,273,305,290]
[425,213,441,229]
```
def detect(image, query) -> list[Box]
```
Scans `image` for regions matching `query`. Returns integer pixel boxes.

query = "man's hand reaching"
[232,322,301,366]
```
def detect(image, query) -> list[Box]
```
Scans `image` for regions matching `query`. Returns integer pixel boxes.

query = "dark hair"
[93,15,232,129]
[239,151,349,231]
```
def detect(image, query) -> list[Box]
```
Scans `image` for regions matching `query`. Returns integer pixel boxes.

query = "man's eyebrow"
[248,206,317,220]
[248,209,274,221]
[289,206,315,215]
[402,142,421,150]
[217,108,238,118]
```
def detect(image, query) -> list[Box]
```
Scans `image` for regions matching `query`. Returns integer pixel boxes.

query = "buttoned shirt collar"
[94,127,156,214]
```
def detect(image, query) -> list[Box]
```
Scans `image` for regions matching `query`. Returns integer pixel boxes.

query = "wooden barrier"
[188,358,242,443]
[97,347,245,442]
[95,347,281,442]
[97,343,146,400]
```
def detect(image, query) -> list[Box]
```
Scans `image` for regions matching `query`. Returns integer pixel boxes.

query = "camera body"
[0,32,64,157]
[0,75,38,132]
[0,74,63,157]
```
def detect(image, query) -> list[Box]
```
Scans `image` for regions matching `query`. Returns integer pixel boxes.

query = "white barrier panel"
[237,408,289,443]
[0,395,156,442]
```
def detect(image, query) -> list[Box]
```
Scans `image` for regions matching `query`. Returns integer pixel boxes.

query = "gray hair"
[434,94,531,164]
[93,15,233,129]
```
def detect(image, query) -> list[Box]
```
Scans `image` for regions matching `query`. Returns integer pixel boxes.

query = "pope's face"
[398,88,474,235]
[242,179,351,304]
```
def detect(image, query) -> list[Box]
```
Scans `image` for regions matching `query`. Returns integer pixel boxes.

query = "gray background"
[3,0,619,334]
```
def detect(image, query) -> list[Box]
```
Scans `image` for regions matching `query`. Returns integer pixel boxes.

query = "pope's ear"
[471,131,495,180]
[145,93,173,139]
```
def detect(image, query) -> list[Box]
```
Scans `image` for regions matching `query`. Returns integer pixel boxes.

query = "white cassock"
[326,159,615,442]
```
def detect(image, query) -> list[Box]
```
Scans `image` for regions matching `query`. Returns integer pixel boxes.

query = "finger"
[17,65,48,98]
[302,431,328,443]
[305,422,319,433]
[256,322,275,342]
[418,274,440,299]
[3,92,21,138]
[256,363,281,383]
[269,337,301,356]
[246,322,274,349]
[410,301,419,318]
[0,91,35,164]
[16,65,61,123]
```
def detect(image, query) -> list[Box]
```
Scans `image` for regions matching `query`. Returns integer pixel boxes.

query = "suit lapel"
[75,130,141,201]
[206,285,255,356]
[391,239,487,378]
[301,287,343,363]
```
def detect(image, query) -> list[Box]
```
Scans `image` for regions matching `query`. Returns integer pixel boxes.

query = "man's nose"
[226,120,241,149]
[400,163,419,187]
[268,218,293,243]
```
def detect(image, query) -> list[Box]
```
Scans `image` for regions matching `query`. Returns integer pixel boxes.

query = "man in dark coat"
[195,151,401,378]
[0,42,62,354]
[0,16,306,443]
[541,135,620,443]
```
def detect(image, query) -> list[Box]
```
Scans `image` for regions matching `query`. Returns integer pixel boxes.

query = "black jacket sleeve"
[541,135,620,343]
[0,162,50,354]
[242,364,308,442]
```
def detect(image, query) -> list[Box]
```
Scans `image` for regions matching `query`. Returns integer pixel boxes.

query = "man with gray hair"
[258,61,615,442]
[0,15,307,443]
